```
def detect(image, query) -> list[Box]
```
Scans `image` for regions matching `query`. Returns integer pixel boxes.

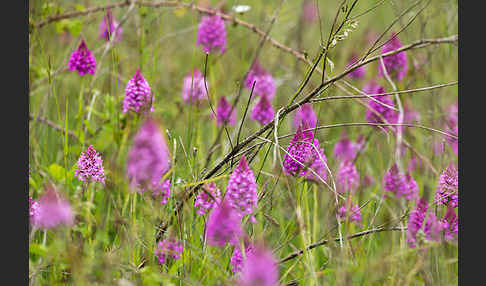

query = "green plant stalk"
[297,179,318,285]
[312,183,319,244]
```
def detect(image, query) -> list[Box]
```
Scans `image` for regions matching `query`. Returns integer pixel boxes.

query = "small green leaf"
[30,243,48,257]
[68,20,83,36]
[54,19,82,36]
[55,20,68,34]
[48,163,67,182]
[29,177,38,189]
[74,5,85,11]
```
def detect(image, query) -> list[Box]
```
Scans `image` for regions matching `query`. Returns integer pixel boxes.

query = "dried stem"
[278,226,407,264]
[29,114,78,140]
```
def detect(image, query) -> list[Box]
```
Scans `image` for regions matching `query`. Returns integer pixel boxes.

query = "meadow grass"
[29,0,458,285]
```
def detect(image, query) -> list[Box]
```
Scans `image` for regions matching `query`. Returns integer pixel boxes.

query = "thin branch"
[278,226,406,264]
[182,34,457,202]
[29,114,78,140]
[304,122,458,140]
[33,1,177,29]
[348,0,386,21]
[329,35,458,85]
[310,81,458,102]
[358,0,423,63]
[32,1,457,78]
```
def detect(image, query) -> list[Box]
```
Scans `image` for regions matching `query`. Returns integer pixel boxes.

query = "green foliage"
[55,19,83,36]
[29,0,458,285]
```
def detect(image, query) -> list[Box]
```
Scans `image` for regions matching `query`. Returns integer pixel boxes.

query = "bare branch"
[310,81,457,102]
[278,226,407,264]
[29,114,78,140]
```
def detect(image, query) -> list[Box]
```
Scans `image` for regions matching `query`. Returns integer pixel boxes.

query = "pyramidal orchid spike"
[182,68,207,104]
[196,15,227,54]
[226,155,258,218]
[406,197,428,248]
[155,237,183,265]
[99,9,123,43]
[34,186,74,229]
[74,145,105,184]
[251,95,274,125]
[123,69,152,113]
[378,33,408,82]
[206,200,243,247]
[238,244,279,286]
[68,40,96,76]
[216,96,236,126]
[126,118,171,192]
[292,103,317,130]
[435,163,458,207]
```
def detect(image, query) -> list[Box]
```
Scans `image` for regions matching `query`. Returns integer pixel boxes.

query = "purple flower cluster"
[346,55,366,79]
[283,126,315,177]
[75,145,105,184]
[406,197,428,248]
[194,182,221,216]
[230,244,254,274]
[245,61,266,89]
[404,173,419,201]
[155,237,183,265]
[364,82,398,127]
[441,206,458,241]
[238,246,279,286]
[423,212,442,243]
[216,96,236,126]
[226,155,258,218]
[68,40,96,76]
[337,200,362,226]
[434,164,458,208]
[245,62,276,99]
[126,118,171,192]
[251,95,274,125]
[34,186,74,229]
[333,131,361,161]
[283,126,327,182]
[407,197,458,248]
[382,164,418,200]
[123,69,153,113]
[182,69,207,104]
[292,103,317,130]
[378,33,408,82]
[29,196,40,224]
[99,9,123,43]
[197,15,227,54]
[362,80,381,95]
[382,164,403,194]
[151,179,171,205]
[337,160,360,194]
[206,200,243,247]
[253,74,276,99]
[305,142,328,182]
